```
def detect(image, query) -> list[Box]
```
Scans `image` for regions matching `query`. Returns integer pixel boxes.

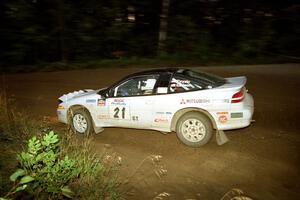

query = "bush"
[2,131,121,199]
[0,93,120,199]
[3,131,79,199]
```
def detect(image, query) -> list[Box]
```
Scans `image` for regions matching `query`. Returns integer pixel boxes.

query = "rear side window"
[169,75,205,93]
[181,70,226,86]
[169,69,226,93]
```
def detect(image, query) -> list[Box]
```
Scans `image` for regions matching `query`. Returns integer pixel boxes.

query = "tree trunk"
[57,0,67,61]
[158,0,170,55]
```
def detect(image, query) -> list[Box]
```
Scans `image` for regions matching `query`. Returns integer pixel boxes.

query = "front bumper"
[57,108,68,124]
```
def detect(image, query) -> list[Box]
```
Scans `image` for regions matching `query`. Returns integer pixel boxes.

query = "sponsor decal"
[217,112,229,123]
[187,99,210,103]
[180,99,210,104]
[157,87,168,94]
[86,99,96,103]
[111,99,126,106]
[98,114,110,119]
[111,102,126,106]
[171,80,191,87]
[217,112,229,115]
[98,99,106,106]
[180,80,190,84]
[218,115,228,123]
[155,111,172,115]
[231,112,243,118]
[213,99,230,103]
[114,99,124,103]
[154,118,168,123]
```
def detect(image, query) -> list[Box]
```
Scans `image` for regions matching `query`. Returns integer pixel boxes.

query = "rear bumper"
[215,93,254,130]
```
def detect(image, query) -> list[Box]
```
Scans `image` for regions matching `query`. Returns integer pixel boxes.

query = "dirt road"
[2,64,300,199]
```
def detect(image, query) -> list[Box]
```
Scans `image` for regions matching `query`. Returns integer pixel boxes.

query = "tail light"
[231,88,245,103]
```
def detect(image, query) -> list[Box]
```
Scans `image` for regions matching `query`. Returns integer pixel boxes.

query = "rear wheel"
[70,108,93,136]
[176,112,213,147]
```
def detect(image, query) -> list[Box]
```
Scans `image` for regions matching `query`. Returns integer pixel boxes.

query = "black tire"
[176,112,213,147]
[70,108,93,136]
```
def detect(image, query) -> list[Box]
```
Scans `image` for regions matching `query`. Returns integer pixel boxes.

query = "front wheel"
[176,112,213,147]
[70,108,93,136]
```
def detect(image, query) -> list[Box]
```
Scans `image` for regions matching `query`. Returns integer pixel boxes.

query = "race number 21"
[114,107,125,119]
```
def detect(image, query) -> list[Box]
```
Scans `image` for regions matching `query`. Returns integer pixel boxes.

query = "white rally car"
[57,68,254,147]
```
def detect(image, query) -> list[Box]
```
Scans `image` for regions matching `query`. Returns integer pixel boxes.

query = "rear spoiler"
[221,76,247,89]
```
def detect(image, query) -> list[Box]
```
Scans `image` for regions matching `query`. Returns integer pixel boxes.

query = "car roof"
[128,68,184,77]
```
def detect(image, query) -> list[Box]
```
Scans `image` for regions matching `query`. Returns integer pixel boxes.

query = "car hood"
[58,88,105,102]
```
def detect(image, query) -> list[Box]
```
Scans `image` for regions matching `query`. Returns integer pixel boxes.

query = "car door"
[106,74,160,129]
[148,73,174,130]
[151,72,212,130]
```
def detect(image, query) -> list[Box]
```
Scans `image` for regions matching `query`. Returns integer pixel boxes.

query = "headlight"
[57,104,65,109]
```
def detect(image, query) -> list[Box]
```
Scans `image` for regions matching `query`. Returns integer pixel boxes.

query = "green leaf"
[48,186,59,193]
[15,184,27,192]
[9,169,25,182]
[19,176,34,184]
[42,131,59,147]
[35,152,45,162]
[61,186,73,198]
[48,130,54,135]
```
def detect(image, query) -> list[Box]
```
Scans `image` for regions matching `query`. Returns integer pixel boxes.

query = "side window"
[113,75,159,97]
[169,75,203,93]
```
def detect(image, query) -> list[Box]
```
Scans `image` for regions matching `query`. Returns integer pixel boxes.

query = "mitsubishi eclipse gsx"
[57,68,254,147]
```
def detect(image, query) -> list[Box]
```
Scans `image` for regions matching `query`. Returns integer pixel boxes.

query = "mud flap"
[216,130,229,145]
[159,131,168,135]
[94,127,104,134]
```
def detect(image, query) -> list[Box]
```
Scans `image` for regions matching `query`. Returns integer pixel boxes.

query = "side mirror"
[98,88,110,99]
[105,90,110,98]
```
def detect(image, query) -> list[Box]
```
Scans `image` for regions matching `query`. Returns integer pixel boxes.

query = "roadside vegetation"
[0,93,121,199]
[1,55,294,74]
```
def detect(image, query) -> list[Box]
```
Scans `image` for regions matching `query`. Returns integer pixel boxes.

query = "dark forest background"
[0,0,299,72]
